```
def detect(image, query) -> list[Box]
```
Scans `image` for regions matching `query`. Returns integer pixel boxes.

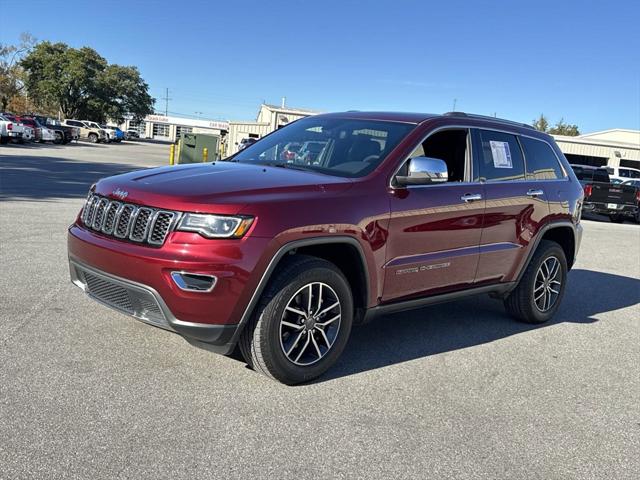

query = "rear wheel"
[609,214,625,223]
[239,256,353,385]
[504,240,567,324]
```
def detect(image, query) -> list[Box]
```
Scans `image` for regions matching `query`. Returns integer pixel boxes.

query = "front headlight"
[177,214,254,238]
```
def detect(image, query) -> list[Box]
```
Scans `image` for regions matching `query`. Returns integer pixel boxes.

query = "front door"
[383,128,485,302]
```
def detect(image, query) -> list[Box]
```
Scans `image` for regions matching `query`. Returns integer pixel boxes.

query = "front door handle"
[461,193,483,203]
[526,189,544,197]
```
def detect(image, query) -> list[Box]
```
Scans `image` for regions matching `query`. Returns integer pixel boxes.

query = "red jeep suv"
[68,111,583,384]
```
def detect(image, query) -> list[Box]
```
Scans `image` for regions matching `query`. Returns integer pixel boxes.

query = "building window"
[153,123,170,137]
[564,154,607,167]
[176,125,192,138]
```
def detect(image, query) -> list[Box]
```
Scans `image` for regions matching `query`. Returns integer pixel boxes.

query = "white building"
[554,129,640,169]
[123,114,229,143]
[227,103,320,156]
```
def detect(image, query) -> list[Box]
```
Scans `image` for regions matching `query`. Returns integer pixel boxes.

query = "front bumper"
[68,224,272,353]
[69,260,237,350]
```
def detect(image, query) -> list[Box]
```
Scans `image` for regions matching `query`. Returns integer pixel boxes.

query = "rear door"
[472,129,550,285]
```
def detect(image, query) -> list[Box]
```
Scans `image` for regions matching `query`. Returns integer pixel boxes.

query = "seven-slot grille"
[82,194,178,246]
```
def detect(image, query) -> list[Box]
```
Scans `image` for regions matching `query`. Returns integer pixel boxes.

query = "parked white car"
[606,165,640,183]
[100,124,119,143]
[0,114,25,144]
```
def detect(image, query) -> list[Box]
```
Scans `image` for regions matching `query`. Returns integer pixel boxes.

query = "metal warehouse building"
[122,114,229,143]
[227,103,319,155]
[553,129,640,170]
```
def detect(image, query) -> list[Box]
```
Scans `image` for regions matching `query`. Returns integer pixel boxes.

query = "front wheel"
[239,256,353,384]
[504,240,567,324]
[88,133,98,143]
[54,132,63,144]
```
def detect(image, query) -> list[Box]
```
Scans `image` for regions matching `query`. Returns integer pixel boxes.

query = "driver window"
[400,129,469,182]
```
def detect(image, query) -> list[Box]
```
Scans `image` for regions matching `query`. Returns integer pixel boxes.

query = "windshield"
[228,117,415,178]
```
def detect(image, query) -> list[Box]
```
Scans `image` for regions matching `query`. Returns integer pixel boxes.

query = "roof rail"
[443,111,535,130]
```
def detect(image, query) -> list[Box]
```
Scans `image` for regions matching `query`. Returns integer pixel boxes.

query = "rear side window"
[593,169,610,183]
[619,168,640,179]
[475,130,525,182]
[521,137,565,180]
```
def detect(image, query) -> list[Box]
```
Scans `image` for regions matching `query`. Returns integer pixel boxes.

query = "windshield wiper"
[264,162,312,172]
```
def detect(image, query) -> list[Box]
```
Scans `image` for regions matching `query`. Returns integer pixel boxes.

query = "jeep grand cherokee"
[68,111,583,384]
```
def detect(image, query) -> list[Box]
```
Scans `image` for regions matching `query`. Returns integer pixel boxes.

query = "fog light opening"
[171,272,217,292]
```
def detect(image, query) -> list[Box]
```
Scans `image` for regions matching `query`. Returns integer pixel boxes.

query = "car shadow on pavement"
[312,268,639,383]
[0,154,144,200]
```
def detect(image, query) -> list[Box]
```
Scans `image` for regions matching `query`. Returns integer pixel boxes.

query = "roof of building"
[578,128,640,138]
[260,103,321,115]
[553,130,640,150]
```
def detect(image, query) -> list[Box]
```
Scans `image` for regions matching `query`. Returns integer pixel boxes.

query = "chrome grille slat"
[81,194,176,246]
[102,201,121,234]
[92,198,110,231]
[129,207,153,242]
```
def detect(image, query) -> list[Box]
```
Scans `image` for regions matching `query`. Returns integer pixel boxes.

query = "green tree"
[0,33,36,111]
[532,114,550,132]
[21,41,154,122]
[549,118,580,136]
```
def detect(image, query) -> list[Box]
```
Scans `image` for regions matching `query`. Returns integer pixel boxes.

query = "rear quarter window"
[521,137,565,180]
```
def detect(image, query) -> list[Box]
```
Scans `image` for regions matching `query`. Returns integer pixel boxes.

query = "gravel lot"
[1,141,639,480]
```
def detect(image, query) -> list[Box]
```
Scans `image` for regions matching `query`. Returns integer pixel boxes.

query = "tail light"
[635,189,640,203]
[583,184,592,198]
[7,123,12,130]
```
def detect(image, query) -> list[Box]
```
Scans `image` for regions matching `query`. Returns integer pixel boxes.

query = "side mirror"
[395,156,448,186]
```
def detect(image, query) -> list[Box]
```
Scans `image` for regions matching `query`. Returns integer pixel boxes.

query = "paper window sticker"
[489,141,513,168]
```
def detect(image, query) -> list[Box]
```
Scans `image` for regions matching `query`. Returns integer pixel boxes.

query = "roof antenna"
[281,97,286,108]
[452,98,457,111]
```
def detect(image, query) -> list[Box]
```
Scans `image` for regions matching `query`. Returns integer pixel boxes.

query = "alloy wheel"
[279,282,341,366]
[533,256,562,312]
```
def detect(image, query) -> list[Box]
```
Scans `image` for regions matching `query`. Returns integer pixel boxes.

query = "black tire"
[54,132,63,144]
[88,133,98,143]
[609,214,625,223]
[0,136,7,145]
[504,240,567,324]
[239,255,353,385]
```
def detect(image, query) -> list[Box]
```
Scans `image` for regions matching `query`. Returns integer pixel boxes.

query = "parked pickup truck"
[33,115,77,144]
[63,119,107,143]
[571,164,639,223]
[0,114,25,143]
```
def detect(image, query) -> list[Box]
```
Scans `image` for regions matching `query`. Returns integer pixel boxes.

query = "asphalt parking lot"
[1,141,639,479]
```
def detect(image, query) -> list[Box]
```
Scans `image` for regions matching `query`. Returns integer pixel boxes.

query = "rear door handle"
[461,193,483,202]
[526,189,544,197]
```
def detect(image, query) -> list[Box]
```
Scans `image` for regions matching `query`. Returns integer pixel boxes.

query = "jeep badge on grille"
[112,188,129,200]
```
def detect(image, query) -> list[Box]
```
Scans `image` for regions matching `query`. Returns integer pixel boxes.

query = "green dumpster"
[177,133,220,164]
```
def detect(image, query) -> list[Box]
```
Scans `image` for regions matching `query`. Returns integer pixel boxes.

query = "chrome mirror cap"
[396,156,448,186]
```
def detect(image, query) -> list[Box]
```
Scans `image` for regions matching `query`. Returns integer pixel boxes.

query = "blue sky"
[2,0,639,133]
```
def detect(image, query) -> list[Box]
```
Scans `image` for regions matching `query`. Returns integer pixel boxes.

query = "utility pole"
[161,88,171,116]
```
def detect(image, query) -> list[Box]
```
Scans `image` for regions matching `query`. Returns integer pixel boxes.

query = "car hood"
[93,161,353,214]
